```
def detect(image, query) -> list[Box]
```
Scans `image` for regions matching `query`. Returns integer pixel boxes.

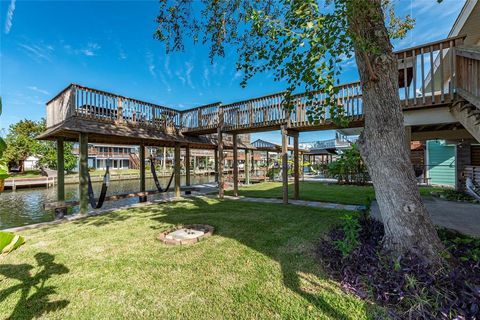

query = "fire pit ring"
[157,224,214,245]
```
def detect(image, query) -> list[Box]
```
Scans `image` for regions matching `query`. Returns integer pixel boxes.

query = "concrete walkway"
[371,197,480,237]
[223,195,364,211]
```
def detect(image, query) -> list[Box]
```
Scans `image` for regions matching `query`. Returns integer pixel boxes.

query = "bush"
[327,144,369,185]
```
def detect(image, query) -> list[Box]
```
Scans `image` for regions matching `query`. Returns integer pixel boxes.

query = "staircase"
[450,46,480,142]
[450,100,480,142]
[129,153,140,169]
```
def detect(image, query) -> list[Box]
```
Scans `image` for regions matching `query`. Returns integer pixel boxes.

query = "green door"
[427,140,455,186]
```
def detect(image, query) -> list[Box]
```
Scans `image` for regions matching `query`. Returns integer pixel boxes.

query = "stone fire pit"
[157,224,214,245]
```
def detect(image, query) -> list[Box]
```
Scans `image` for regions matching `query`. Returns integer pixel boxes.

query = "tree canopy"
[2,119,77,172]
[155,0,413,124]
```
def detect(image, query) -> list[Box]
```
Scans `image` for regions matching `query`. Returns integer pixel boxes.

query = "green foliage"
[438,228,480,263]
[334,214,361,257]
[0,231,25,257]
[1,118,77,172]
[155,0,415,125]
[327,144,369,184]
[37,140,78,172]
[435,189,477,203]
[2,119,45,166]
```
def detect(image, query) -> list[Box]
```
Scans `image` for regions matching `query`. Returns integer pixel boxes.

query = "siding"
[472,146,480,166]
[427,140,456,186]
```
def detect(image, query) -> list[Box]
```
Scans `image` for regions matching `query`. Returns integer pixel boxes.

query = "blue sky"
[0,0,466,144]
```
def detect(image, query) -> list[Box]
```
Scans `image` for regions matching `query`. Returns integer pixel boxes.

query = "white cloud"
[185,61,195,89]
[146,51,156,78]
[27,86,49,95]
[18,42,54,62]
[81,42,100,56]
[202,64,210,87]
[62,42,100,56]
[175,70,186,85]
[118,49,127,60]
[4,0,15,34]
[164,55,172,78]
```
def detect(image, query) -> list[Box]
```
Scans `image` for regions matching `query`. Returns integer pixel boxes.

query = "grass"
[226,181,449,205]
[7,170,43,179]
[0,198,384,319]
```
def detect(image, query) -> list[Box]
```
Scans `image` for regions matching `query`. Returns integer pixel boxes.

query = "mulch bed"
[316,216,480,319]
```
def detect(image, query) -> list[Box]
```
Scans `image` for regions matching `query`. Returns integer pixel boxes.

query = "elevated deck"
[40,36,470,145]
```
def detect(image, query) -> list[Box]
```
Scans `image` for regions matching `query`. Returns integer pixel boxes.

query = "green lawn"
[0,198,384,319]
[226,181,448,205]
[7,170,43,178]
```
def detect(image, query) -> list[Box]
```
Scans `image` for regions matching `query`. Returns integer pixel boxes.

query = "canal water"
[0,175,215,229]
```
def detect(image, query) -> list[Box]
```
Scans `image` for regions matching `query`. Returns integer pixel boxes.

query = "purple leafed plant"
[316,215,480,319]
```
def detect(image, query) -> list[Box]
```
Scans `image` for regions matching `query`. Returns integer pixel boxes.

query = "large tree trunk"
[348,0,444,262]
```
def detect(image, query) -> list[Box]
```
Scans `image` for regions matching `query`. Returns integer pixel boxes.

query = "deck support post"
[233,133,239,196]
[214,148,219,183]
[244,149,250,185]
[281,126,288,205]
[139,142,147,202]
[79,132,89,214]
[174,143,181,198]
[251,150,255,173]
[55,137,66,219]
[217,132,224,199]
[162,147,167,172]
[185,145,191,186]
[293,132,300,200]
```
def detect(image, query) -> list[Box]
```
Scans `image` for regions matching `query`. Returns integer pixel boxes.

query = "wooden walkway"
[39,36,468,144]
[39,35,480,213]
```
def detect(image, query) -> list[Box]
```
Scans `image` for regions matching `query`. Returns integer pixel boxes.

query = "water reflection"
[0,175,215,229]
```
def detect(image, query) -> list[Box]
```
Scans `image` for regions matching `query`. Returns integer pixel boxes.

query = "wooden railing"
[180,102,221,132]
[398,35,464,108]
[456,46,480,107]
[46,36,471,135]
[46,84,182,131]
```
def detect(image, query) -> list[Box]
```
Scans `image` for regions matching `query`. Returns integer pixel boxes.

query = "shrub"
[327,144,369,185]
[334,214,361,257]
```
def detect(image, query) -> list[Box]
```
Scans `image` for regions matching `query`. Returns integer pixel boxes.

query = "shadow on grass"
[0,253,70,319]
[149,197,367,319]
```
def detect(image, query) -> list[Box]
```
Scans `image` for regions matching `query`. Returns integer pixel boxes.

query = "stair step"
[467,110,480,118]
[460,103,475,112]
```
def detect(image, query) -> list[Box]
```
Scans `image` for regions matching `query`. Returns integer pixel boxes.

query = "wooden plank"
[456,47,480,61]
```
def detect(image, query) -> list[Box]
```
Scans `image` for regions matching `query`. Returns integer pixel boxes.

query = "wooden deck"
[40,36,469,144]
